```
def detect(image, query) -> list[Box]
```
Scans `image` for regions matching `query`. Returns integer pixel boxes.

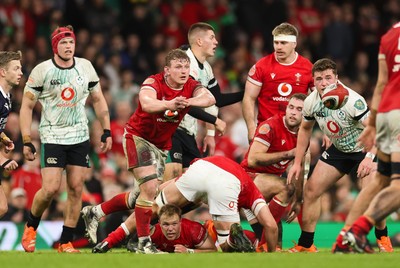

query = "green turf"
[1,249,399,268]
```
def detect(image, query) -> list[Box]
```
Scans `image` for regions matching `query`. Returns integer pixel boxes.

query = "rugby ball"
[321,83,349,110]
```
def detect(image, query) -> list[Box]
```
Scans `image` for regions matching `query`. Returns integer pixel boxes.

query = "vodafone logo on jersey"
[277,83,292,96]
[61,87,75,101]
[327,121,340,133]
[57,87,77,107]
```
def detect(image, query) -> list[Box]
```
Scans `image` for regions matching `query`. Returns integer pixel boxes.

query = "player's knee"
[378,159,391,177]
[42,186,59,199]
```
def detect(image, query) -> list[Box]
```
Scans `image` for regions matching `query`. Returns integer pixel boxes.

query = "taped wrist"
[24,142,36,154]
[0,132,11,144]
[101,129,111,143]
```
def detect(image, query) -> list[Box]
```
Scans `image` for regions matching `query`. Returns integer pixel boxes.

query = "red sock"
[101,192,129,215]
[268,197,287,223]
[135,205,152,237]
[335,228,349,249]
[71,237,90,248]
[243,230,257,245]
[297,204,303,227]
[106,226,127,248]
[352,216,373,236]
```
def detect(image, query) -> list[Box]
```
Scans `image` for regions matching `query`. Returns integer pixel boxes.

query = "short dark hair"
[312,58,337,76]
[0,51,22,69]
[289,93,307,102]
[159,204,182,219]
[188,22,215,46]
[165,49,190,67]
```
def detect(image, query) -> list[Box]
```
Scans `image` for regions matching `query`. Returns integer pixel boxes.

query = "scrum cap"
[51,26,76,54]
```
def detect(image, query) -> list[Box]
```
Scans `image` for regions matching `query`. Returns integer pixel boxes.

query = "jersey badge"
[295,73,301,85]
[354,99,365,110]
[271,73,276,79]
[76,76,84,86]
[281,139,286,145]
[259,124,270,134]
[143,78,155,85]
[248,65,256,76]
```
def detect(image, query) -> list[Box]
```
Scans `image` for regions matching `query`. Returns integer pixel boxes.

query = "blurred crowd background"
[1,0,400,240]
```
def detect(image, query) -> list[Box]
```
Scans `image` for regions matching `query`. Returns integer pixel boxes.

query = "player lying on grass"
[88,156,278,253]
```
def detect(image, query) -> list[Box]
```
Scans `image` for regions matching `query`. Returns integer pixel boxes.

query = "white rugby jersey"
[302,82,369,153]
[24,57,100,144]
[178,48,218,136]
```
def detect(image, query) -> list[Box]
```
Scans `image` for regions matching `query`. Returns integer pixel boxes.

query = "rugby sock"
[106,224,129,248]
[297,205,304,227]
[250,222,264,240]
[335,227,350,249]
[298,231,314,248]
[101,192,130,215]
[135,204,152,237]
[268,197,288,222]
[243,230,257,245]
[27,211,41,230]
[59,225,74,244]
[374,226,388,240]
[351,216,374,236]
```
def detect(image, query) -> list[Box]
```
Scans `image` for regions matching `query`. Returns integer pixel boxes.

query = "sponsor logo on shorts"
[321,151,329,159]
[47,157,58,164]
[173,152,182,160]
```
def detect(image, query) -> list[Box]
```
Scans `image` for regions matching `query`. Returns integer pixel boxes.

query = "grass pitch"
[0,248,399,268]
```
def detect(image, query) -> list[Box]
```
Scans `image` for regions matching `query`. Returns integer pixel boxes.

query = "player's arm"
[187,87,216,108]
[140,87,188,113]
[188,107,226,134]
[358,59,387,152]
[20,90,38,161]
[287,120,314,184]
[208,80,244,108]
[91,86,112,152]
[193,235,218,253]
[255,203,278,252]
[242,81,261,142]
[368,59,387,128]
[247,140,295,168]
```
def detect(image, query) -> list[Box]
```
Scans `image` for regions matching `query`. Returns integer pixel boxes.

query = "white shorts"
[376,110,400,154]
[175,159,240,221]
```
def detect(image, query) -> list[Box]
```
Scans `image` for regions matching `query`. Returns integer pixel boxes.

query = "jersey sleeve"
[82,59,100,92]
[190,221,208,247]
[141,76,159,93]
[347,90,369,122]
[302,93,316,121]
[253,121,274,147]
[24,63,46,99]
[247,58,266,87]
